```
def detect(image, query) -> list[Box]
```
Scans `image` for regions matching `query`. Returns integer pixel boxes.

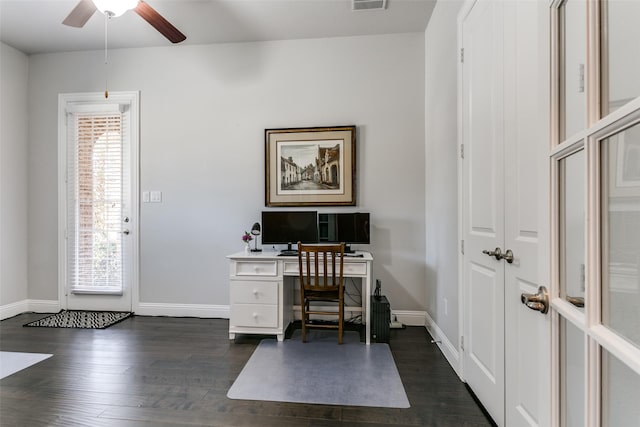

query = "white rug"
[227,330,410,408]
[0,351,52,379]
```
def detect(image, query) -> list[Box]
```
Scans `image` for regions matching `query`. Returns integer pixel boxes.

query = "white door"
[461,1,550,426]
[58,92,139,312]
[461,1,505,424]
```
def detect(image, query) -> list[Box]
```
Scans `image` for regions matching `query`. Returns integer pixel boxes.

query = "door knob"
[521,286,549,314]
[482,247,503,260]
[503,249,514,264]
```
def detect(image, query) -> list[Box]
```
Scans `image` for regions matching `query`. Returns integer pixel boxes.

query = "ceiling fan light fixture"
[92,0,138,17]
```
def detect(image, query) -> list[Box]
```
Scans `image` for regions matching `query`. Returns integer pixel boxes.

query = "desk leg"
[277,333,284,342]
[365,310,371,344]
[229,333,235,340]
[365,270,371,345]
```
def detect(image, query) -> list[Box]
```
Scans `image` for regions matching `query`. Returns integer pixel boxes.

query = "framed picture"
[265,126,356,206]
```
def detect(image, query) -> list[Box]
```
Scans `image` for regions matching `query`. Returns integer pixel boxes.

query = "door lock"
[482,247,503,261]
[482,247,515,263]
[521,286,549,314]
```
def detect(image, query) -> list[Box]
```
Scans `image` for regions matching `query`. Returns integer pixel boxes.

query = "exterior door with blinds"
[59,92,139,312]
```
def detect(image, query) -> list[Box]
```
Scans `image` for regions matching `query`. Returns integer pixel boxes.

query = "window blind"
[67,109,129,294]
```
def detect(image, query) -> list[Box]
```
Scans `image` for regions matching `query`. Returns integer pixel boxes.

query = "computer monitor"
[318,212,370,252]
[261,211,318,255]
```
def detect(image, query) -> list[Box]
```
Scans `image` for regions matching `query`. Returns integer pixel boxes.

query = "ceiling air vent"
[352,0,387,11]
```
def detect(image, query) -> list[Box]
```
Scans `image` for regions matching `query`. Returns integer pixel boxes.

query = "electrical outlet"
[390,312,404,329]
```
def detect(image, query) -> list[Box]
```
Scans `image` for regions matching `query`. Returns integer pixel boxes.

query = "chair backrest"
[297,242,345,292]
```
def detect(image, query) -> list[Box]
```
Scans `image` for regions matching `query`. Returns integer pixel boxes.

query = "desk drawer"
[283,260,367,276]
[231,281,278,305]
[233,260,278,276]
[231,304,278,328]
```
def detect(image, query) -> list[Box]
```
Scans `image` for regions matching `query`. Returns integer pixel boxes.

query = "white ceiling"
[0,0,436,55]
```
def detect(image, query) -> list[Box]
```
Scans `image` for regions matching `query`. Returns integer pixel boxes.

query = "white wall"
[424,1,464,350]
[0,42,29,310]
[26,33,427,313]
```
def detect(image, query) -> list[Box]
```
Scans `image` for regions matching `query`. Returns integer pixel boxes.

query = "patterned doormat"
[23,310,132,329]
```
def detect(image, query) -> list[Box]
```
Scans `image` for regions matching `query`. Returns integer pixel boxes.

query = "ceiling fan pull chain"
[104,11,110,98]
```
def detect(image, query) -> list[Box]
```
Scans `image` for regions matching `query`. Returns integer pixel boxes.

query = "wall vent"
[352,0,387,11]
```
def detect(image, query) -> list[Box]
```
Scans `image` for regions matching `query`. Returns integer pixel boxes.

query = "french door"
[58,92,139,312]
[460,1,550,426]
[550,1,640,425]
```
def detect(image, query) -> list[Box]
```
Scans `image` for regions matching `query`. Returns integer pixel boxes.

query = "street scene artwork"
[265,126,355,206]
[277,140,344,195]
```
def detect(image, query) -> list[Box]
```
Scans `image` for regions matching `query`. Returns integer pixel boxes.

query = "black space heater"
[370,295,390,343]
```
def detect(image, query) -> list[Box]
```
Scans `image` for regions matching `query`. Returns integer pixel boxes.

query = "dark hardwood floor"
[0,313,493,426]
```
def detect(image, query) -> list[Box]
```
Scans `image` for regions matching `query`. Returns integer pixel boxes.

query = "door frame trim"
[456,0,477,381]
[57,91,140,312]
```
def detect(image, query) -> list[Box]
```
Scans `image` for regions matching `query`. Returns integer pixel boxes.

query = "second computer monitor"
[319,212,370,252]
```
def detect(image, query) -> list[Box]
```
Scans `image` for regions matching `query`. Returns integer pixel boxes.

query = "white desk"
[227,251,373,344]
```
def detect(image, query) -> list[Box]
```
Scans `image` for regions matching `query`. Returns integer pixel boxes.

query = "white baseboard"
[424,310,462,379]
[0,299,60,320]
[135,302,230,318]
[0,300,29,320]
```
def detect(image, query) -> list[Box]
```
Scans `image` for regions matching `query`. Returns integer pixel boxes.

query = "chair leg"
[301,298,307,343]
[338,298,344,345]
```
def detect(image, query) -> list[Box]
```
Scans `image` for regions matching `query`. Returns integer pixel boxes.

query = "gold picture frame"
[265,126,356,206]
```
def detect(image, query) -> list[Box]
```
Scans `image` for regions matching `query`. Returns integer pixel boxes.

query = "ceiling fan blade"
[62,0,97,28]
[134,1,186,44]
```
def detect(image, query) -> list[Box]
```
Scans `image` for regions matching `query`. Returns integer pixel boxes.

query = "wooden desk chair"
[297,242,346,344]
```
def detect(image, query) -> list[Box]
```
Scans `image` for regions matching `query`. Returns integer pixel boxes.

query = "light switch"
[142,191,150,203]
[150,191,162,203]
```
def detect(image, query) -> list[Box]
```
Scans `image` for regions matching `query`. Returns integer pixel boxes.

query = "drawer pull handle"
[252,313,258,319]
[253,289,258,296]
[254,267,259,273]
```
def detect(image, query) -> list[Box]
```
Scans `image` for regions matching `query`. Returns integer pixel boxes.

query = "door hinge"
[461,336,464,351]
[578,63,585,93]
[460,144,464,159]
[460,48,464,63]
[461,239,464,255]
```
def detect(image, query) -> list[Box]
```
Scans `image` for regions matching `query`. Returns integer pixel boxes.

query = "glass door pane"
[601,0,640,116]
[601,349,640,425]
[601,122,640,349]
[559,0,587,141]
[559,149,586,310]
[560,317,585,427]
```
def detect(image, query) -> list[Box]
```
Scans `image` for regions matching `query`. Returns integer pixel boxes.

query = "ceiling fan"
[62,0,186,44]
